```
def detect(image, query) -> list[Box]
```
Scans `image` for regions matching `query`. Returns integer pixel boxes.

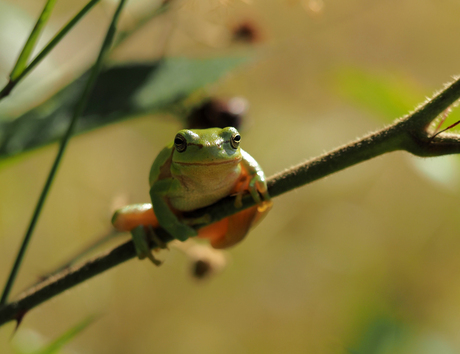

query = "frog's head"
[171,127,242,166]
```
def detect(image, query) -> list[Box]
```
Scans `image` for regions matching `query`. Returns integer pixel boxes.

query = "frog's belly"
[168,174,239,212]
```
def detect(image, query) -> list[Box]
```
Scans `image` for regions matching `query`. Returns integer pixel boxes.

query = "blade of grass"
[113,0,171,48]
[10,0,58,81]
[32,315,97,354]
[0,0,127,306]
[0,0,101,100]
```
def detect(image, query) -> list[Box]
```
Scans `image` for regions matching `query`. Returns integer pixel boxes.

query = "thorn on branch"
[14,310,28,333]
[430,119,460,140]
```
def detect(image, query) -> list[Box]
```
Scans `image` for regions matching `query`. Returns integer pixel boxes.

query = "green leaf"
[10,0,58,80]
[333,66,424,122]
[348,317,408,354]
[133,56,247,109]
[0,56,247,161]
[31,315,96,354]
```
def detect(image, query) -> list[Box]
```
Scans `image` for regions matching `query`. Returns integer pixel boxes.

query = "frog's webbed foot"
[131,225,166,266]
[243,171,273,211]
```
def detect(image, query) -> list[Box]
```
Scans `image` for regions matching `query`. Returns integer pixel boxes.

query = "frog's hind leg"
[112,203,159,231]
[197,206,260,249]
[112,203,163,265]
[197,218,229,247]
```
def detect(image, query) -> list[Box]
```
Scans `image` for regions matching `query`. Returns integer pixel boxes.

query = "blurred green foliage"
[334,66,460,126]
[0,57,246,162]
[12,316,95,354]
[334,67,423,122]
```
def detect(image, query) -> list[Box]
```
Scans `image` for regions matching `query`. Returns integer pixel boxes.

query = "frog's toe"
[131,225,162,266]
[170,223,198,242]
[248,179,272,211]
[257,199,273,212]
[259,185,271,202]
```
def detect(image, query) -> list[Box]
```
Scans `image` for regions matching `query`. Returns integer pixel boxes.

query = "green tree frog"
[111,127,272,263]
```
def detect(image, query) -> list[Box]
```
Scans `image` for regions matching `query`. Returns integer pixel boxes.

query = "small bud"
[231,20,263,44]
[192,259,212,279]
[186,97,248,130]
[171,240,228,280]
[188,244,227,280]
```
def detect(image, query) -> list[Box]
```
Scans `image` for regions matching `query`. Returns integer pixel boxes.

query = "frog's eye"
[174,134,187,152]
[230,133,241,149]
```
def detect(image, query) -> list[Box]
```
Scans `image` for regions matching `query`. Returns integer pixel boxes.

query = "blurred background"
[1,0,460,353]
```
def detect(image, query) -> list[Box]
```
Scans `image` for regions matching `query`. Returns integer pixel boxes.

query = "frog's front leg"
[150,179,198,242]
[248,170,272,211]
[240,150,272,210]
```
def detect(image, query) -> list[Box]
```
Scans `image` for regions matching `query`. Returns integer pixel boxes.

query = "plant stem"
[113,0,171,48]
[0,0,127,306]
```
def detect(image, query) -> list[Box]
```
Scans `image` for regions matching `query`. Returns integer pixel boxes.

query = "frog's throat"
[174,157,242,166]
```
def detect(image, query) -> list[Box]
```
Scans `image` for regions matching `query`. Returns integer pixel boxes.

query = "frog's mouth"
[175,157,242,166]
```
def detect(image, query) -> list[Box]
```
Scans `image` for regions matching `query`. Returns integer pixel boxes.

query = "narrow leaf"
[10,0,58,80]
[0,0,101,99]
[32,316,96,354]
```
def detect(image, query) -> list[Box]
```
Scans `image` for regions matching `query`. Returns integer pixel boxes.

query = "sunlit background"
[1,0,460,352]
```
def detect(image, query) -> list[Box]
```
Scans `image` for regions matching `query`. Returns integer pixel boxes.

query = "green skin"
[113,127,270,262]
